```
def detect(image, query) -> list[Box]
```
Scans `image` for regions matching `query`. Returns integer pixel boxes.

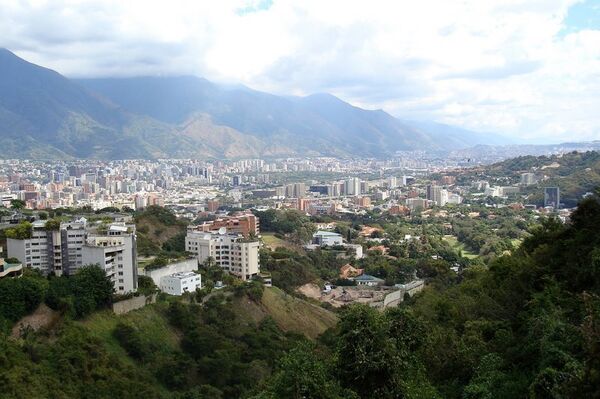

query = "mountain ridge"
[0,48,509,159]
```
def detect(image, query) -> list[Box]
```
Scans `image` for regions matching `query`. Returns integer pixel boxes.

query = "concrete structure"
[143,258,198,287]
[312,231,343,246]
[520,173,537,185]
[406,198,428,211]
[186,229,260,280]
[544,187,560,209]
[188,212,259,237]
[353,274,384,286]
[0,258,22,279]
[7,218,87,276]
[160,271,202,296]
[82,224,138,295]
[8,219,138,294]
[345,178,361,196]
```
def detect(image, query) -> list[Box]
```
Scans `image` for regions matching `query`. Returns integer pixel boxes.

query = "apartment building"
[82,224,138,294]
[7,219,138,294]
[188,212,259,237]
[7,218,87,276]
[186,229,260,281]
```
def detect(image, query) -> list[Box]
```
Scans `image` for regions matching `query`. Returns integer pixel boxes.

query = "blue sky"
[0,0,599,143]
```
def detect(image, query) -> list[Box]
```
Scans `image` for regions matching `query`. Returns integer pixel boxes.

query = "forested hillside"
[479,150,600,207]
[248,192,600,398]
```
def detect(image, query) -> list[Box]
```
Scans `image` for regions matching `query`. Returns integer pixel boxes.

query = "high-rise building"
[520,173,537,185]
[345,178,361,196]
[427,185,447,206]
[82,224,138,294]
[387,176,398,188]
[544,187,560,209]
[185,230,260,281]
[7,220,138,294]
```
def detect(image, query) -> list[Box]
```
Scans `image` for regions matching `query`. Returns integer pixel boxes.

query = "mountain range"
[0,48,509,159]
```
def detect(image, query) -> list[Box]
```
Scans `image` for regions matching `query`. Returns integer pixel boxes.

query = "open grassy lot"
[443,235,479,259]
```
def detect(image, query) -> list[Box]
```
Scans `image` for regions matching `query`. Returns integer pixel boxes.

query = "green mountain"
[0,48,509,159]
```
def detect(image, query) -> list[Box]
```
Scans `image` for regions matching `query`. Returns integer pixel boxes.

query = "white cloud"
[0,0,598,142]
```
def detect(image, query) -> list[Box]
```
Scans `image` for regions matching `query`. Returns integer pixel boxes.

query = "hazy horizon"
[1,0,600,143]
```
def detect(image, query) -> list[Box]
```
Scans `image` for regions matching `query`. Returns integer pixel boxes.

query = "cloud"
[0,0,599,142]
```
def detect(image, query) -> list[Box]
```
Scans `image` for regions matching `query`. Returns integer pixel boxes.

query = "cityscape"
[1,1,600,398]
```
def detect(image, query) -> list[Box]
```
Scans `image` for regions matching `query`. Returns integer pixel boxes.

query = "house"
[353,274,384,286]
[367,245,388,255]
[160,272,202,296]
[339,263,364,279]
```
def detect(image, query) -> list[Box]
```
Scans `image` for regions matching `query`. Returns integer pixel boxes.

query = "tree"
[10,199,25,210]
[256,342,356,399]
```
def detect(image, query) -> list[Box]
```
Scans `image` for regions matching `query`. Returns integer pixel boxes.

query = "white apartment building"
[8,220,138,294]
[344,178,361,196]
[160,271,202,296]
[186,229,260,281]
[82,224,138,295]
[7,218,87,276]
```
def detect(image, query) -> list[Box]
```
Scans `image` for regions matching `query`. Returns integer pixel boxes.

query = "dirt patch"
[297,282,390,308]
[12,304,60,338]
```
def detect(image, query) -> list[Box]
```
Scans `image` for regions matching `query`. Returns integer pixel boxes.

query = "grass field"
[261,233,296,251]
[234,286,338,339]
[443,235,479,259]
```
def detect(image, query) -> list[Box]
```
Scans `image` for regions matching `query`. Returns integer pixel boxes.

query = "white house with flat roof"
[160,271,202,296]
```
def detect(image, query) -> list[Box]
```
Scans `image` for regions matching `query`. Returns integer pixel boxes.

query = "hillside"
[1,280,338,398]
[234,286,337,339]
[487,150,600,207]
[134,206,188,258]
[0,48,509,159]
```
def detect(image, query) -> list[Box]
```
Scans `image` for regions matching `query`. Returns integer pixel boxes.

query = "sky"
[1,0,600,143]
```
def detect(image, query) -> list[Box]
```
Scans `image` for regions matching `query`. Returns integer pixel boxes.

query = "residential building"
[8,219,138,294]
[143,258,198,287]
[406,198,428,211]
[312,231,343,246]
[544,187,560,209]
[186,230,260,280]
[353,274,384,286]
[520,173,537,185]
[188,212,259,237]
[160,271,202,296]
[344,178,361,196]
[0,257,22,279]
[81,224,138,295]
[7,218,87,276]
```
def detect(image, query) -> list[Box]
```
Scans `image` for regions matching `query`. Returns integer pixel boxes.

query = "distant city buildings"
[544,187,560,209]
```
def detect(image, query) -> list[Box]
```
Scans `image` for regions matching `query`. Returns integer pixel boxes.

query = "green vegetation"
[254,208,316,244]
[135,206,188,257]
[4,221,32,239]
[479,150,600,207]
